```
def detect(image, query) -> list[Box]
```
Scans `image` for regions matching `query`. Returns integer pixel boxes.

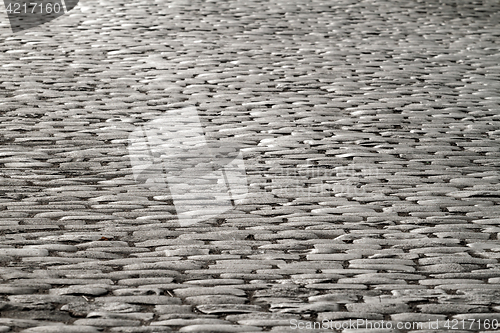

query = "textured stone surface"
[0,0,499,331]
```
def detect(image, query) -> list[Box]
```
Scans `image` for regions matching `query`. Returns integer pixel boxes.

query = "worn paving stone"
[73,318,141,327]
[0,286,38,295]
[196,304,264,315]
[341,329,402,333]
[390,313,446,322]
[345,303,410,314]
[271,301,340,314]
[86,312,154,321]
[1,0,500,331]
[21,326,104,333]
[417,304,491,314]
[184,295,247,305]
[50,286,110,296]
[178,325,262,332]
[150,318,228,326]
[95,296,182,305]
[110,328,172,333]
[0,248,49,257]
[109,328,172,333]
[0,319,60,328]
[317,312,384,321]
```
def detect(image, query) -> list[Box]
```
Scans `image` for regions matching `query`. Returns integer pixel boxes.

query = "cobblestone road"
[1,0,500,332]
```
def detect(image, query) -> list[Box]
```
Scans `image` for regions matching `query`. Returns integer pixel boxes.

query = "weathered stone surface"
[345,303,410,314]
[1,0,500,331]
[110,328,172,333]
[50,286,110,296]
[417,304,490,314]
[0,249,49,257]
[174,287,245,298]
[109,328,172,333]
[178,324,261,332]
[95,297,181,305]
[73,318,141,326]
[184,295,247,305]
[196,304,263,314]
[21,326,103,333]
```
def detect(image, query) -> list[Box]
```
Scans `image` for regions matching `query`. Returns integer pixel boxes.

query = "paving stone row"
[1,0,500,332]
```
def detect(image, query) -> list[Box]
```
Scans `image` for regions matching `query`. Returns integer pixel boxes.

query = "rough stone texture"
[0,0,499,332]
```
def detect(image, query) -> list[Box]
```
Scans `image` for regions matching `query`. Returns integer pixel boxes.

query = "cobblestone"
[21,327,103,333]
[1,0,500,331]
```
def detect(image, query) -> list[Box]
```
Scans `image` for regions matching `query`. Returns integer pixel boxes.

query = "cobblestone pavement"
[0,0,500,332]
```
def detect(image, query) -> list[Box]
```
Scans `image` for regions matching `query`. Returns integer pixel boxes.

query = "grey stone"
[0,318,58,328]
[8,295,81,305]
[0,286,38,295]
[196,304,263,314]
[109,328,171,332]
[117,278,176,286]
[151,319,227,326]
[73,319,141,326]
[21,326,103,333]
[390,313,446,322]
[50,286,110,296]
[452,313,500,321]
[345,303,410,314]
[0,248,49,257]
[272,302,340,313]
[417,304,490,313]
[95,296,181,305]
[86,311,154,321]
[174,287,245,298]
[236,318,292,326]
[2,0,500,330]
[184,279,244,286]
[154,305,193,314]
[317,312,384,321]
[184,295,246,305]
[178,324,261,332]
[113,288,162,296]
